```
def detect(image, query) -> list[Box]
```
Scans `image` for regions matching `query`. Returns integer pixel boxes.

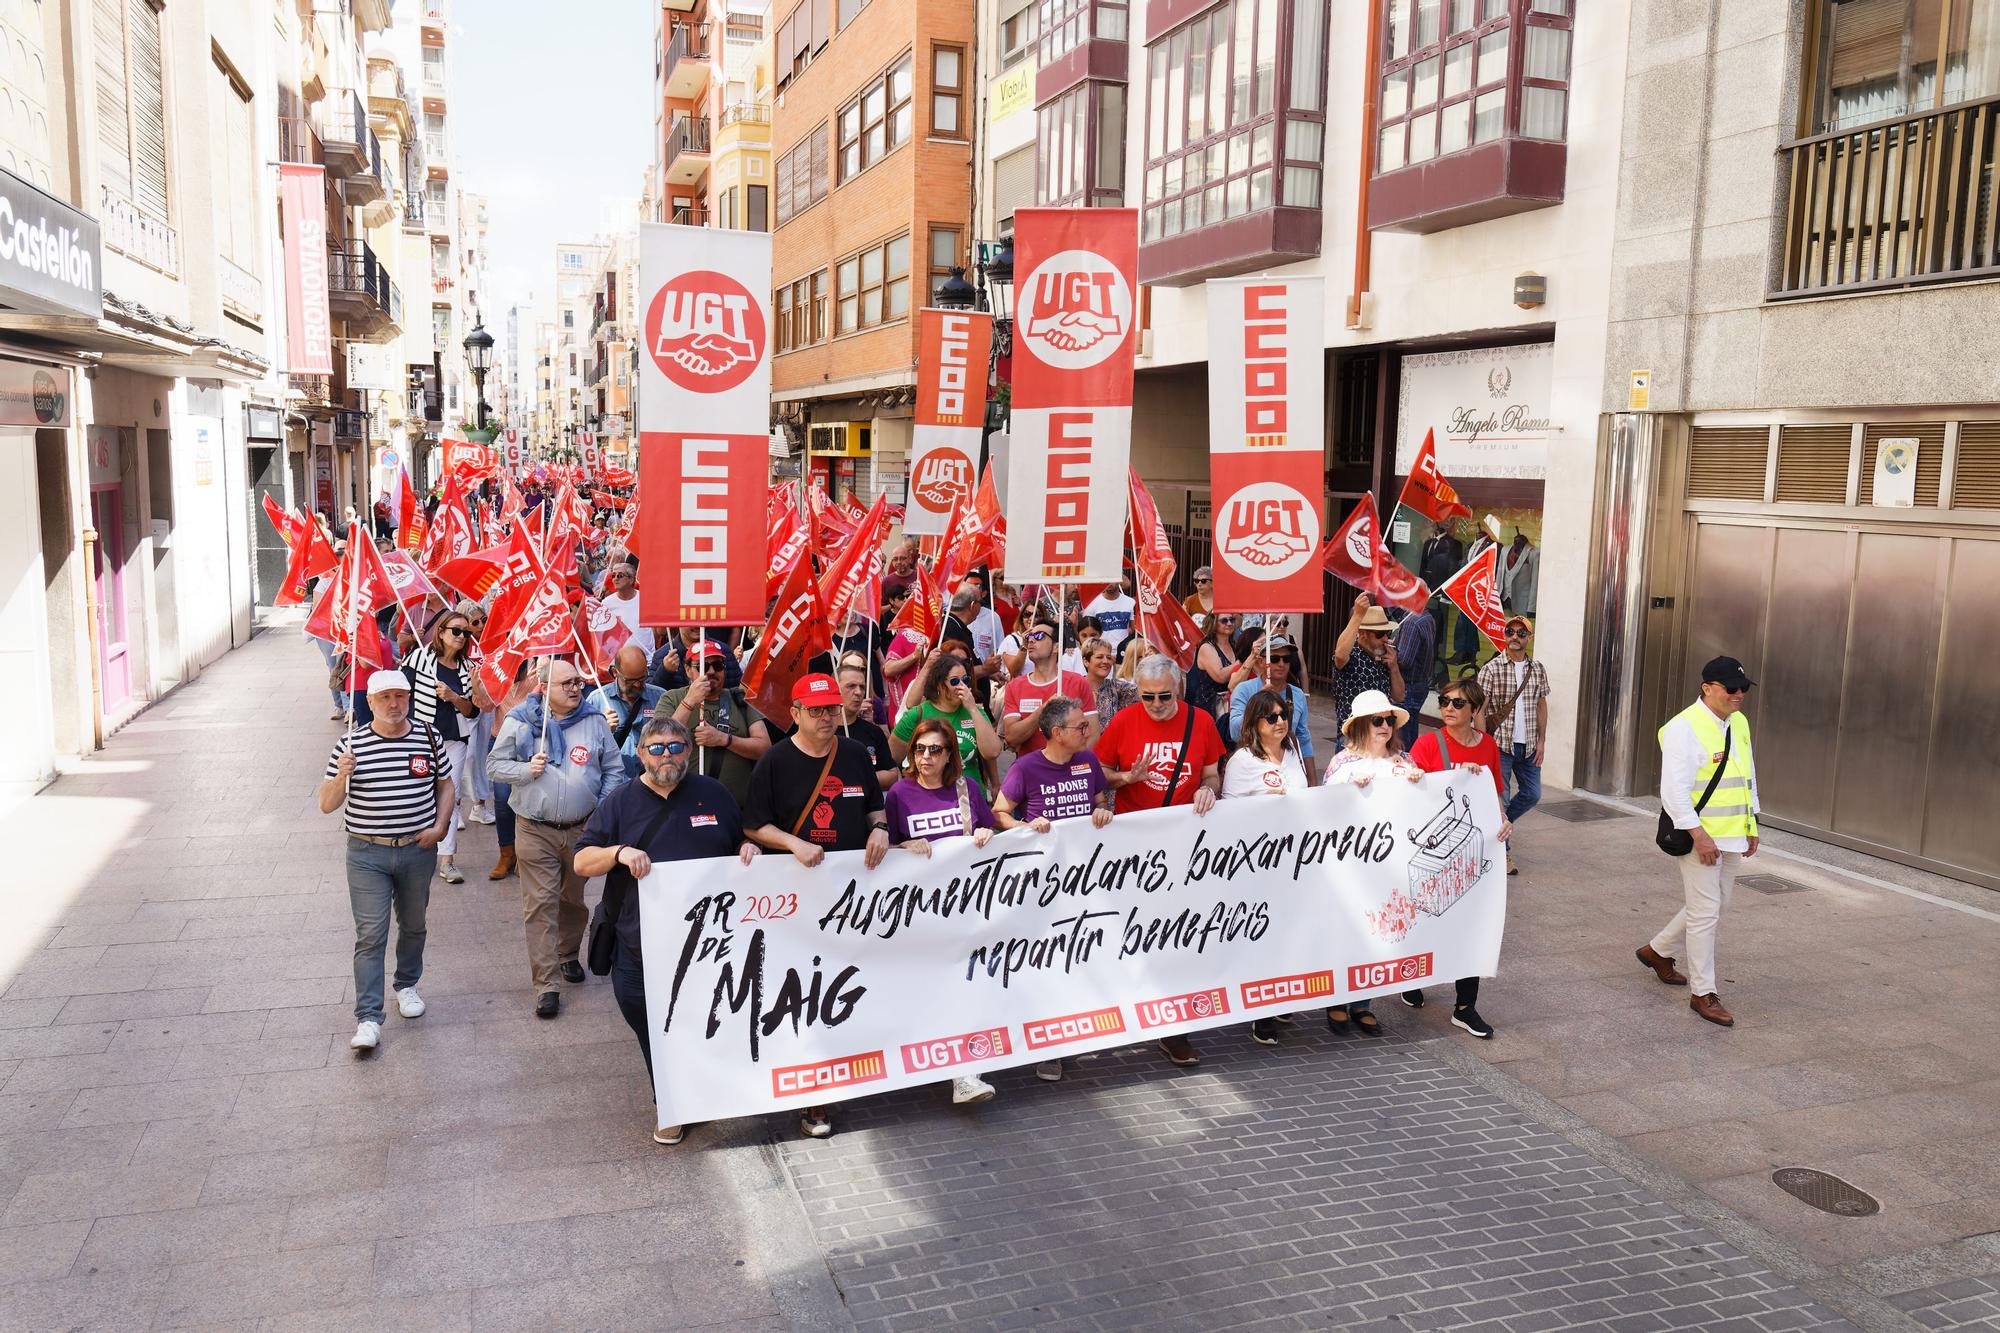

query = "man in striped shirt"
[319,670,455,1056]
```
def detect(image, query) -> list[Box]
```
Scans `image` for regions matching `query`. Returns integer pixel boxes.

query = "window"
[95,0,170,220]
[775,268,828,353]
[928,226,963,300]
[837,54,914,182]
[774,126,829,226]
[1809,0,2000,135]
[838,0,868,27]
[210,53,258,273]
[933,45,966,138]
[1037,0,1127,65]
[720,187,738,229]
[1001,6,1036,68]
[748,184,769,230]
[1375,0,1571,173]
[1142,0,1317,240]
[775,0,831,88]
[835,234,910,334]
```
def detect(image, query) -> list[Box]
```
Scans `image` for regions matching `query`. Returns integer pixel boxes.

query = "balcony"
[334,409,370,440]
[343,127,390,209]
[718,101,771,143]
[1775,95,2000,298]
[99,185,180,277]
[663,23,710,100]
[315,90,370,178]
[290,374,335,411]
[402,189,426,232]
[327,241,403,338]
[671,206,710,227]
[665,114,711,184]
[279,116,323,165]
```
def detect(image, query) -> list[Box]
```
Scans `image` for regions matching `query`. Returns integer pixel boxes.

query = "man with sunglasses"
[1001,615,1099,757]
[1640,656,1760,1028]
[599,561,653,657]
[1226,634,1318,786]
[487,660,627,1020]
[743,674,890,1139]
[574,716,758,1146]
[656,640,773,807]
[588,644,666,781]
[1332,594,1407,744]
[1475,615,1550,875]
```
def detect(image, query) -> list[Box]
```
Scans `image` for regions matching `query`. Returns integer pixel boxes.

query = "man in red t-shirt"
[1001,614,1098,756]
[1096,654,1225,816]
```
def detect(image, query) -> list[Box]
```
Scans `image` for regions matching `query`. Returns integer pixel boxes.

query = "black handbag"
[1656,725,1732,857]
[587,798,680,975]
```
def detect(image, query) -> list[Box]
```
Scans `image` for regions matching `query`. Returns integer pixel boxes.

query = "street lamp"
[463,322,494,433]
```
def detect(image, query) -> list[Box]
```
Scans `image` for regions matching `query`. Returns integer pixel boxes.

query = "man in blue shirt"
[1393,591,1439,749]
[587,644,666,780]
[1227,635,1316,785]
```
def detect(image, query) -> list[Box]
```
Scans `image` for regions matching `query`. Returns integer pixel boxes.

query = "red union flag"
[907,308,991,537]
[1395,428,1473,523]
[1321,494,1429,613]
[637,223,771,626]
[1437,543,1507,652]
[1208,277,1324,612]
[1004,208,1137,586]
[279,165,333,375]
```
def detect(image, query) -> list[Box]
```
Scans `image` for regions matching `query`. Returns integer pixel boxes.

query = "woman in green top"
[888,651,1003,794]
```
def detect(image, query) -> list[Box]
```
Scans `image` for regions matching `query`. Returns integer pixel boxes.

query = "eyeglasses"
[1438,696,1469,710]
[1138,690,1176,703]
[1367,715,1397,729]
[642,741,690,757]
[551,679,581,690]
[1027,630,1051,642]
[912,742,949,756]
[797,704,841,718]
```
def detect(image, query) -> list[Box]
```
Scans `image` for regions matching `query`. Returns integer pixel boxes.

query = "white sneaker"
[395,988,425,1018]
[1034,1060,1064,1083]
[469,803,496,825]
[951,1074,996,1105]
[350,1020,381,1053]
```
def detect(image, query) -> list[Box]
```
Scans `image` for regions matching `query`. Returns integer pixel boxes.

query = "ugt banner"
[279,164,333,376]
[637,223,771,626]
[907,309,992,537]
[638,775,1506,1127]
[1004,208,1138,587]
[1207,276,1324,612]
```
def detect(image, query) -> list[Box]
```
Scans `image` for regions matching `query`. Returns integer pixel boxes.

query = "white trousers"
[438,739,468,857]
[1649,849,1740,997]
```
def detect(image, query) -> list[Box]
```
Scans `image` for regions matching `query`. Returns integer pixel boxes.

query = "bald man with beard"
[587,645,666,781]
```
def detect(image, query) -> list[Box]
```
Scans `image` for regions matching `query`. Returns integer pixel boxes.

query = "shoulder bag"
[1655,724,1731,858]
[1159,702,1201,808]
[587,795,682,975]
[1481,662,1527,737]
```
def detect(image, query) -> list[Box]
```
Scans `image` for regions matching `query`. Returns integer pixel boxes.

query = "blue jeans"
[313,635,348,711]
[1497,741,1543,824]
[493,782,515,847]
[345,838,435,1023]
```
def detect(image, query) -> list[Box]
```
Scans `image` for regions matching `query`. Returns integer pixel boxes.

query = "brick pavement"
[2,623,1998,1330]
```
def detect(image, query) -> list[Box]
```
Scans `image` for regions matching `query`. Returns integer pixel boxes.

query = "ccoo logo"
[645,270,766,394]
[1216,481,1320,580]
[1018,249,1132,370]
[911,447,974,512]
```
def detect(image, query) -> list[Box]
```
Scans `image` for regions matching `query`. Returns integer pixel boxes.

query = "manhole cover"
[1741,874,1808,895]
[1536,802,1628,824]
[1772,1167,1879,1216]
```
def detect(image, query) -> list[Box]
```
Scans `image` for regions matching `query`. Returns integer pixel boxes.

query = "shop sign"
[346,341,395,390]
[0,167,100,319]
[0,360,71,426]
[1395,343,1554,480]
[991,62,1035,125]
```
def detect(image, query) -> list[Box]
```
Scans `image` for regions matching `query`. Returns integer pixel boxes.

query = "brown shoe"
[488,846,516,880]
[1636,944,1688,986]
[1159,1035,1200,1066]
[1690,993,1734,1027]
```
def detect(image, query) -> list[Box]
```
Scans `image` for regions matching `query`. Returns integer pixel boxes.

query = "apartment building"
[1573,0,2000,889]
[768,0,979,500]
[583,231,639,460]
[653,0,777,228]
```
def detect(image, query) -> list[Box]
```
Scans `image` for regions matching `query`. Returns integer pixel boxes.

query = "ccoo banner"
[1004,208,1138,587]
[636,223,771,626]
[639,776,1507,1127]
[907,308,992,537]
[1207,276,1325,612]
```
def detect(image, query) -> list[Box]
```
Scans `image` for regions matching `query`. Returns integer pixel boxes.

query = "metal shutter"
[1953,422,2000,510]
[94,0,132,202]
[1773,424,1852,503]
[993,145,1034,226]
[128,0,168,219]
[1687,426,1769,501]
[1858,423,1945,506]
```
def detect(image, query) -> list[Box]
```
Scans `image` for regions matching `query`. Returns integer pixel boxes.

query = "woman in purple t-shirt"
[885,716,996,851]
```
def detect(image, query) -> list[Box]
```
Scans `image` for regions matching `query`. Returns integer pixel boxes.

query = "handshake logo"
[1216,481,1320,581]
[1018,249,1133,371]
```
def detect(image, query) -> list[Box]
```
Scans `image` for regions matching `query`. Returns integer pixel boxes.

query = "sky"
[450,3,653,326]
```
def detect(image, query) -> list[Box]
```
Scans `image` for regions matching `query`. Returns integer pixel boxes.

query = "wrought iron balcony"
[316,90,370,178]
[327,241,403,336]
[1776,95,2000,297]
[334,409,369,439]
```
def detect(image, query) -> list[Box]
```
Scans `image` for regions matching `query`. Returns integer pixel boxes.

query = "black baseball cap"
[1701,656,1755,691]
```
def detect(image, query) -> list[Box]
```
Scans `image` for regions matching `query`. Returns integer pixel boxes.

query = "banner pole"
[344,539,361,731]
[538,654,552,760]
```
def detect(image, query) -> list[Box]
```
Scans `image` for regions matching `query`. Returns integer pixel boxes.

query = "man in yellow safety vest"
[1635,656,1759,1027]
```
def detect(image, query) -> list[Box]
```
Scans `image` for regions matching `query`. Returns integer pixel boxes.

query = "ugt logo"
[1018,249,1132,370]
[911,447,973,512]
[646,270,766,394]
[1216,481,1320,580]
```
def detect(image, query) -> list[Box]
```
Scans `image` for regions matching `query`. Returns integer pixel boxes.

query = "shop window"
[838,53,914,183]
[835,234,910,335]
[933,45,966,139]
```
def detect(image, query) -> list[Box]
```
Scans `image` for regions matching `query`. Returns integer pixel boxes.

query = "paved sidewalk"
[1,624,1997,1330]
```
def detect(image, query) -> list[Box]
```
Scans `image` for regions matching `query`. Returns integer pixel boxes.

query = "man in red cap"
[742,672,891,1140]
[655,638,773,807]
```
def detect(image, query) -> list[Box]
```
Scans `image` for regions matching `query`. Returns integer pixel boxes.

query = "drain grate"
[1740,874,1809,895]
[1772,1167,1879,1216]
[1536,802,1629,824]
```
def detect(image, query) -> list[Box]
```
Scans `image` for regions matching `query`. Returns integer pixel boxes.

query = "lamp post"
[463,322,494,437]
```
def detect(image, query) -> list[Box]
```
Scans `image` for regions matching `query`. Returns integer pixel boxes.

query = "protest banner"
[639,775,1505,1126]
[636,222,770,626]
[1207,277,1325,612]
[907,308,991,537]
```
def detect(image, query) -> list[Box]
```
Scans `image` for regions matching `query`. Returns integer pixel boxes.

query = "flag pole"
[344,538,361,732]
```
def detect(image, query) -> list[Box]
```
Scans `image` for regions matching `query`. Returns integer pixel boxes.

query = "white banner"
[1395,342,1554,480]
[639,776,1506,1127]
[907,308,992,537]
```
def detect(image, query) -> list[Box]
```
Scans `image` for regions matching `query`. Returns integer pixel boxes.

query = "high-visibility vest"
[1660,702,1757,839]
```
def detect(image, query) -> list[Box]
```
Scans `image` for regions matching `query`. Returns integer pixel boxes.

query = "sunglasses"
[913,742,950,756]
[642,741,690,756]
[700,661,726,673]
[1259,712,1289,726]
[1270,656,1296,667]
[1138,691,1176,703]
[1723,684,1749,695]
[1506,628,1530,638]
[1027,630,1051,642]
[945,675,968,687]
[1367,715,1397,728]
[441,627,468,637]
[1438,696,1469,709]
[1195,576,1212,584]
